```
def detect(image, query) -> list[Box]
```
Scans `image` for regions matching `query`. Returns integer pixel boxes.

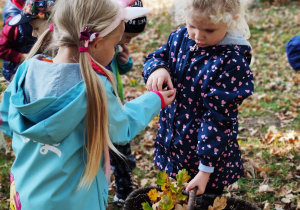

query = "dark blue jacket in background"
[143,26,254,190]
[2,0,36,81]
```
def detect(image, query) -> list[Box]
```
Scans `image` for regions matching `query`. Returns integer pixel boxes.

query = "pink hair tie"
[49,24,54,32]
[78,47,89,52]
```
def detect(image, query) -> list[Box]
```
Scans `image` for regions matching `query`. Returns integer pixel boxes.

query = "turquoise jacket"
[0,57,161,210]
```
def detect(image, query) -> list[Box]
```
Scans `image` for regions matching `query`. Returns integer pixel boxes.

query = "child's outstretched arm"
[143,29,183,91]
[103,77,175,145]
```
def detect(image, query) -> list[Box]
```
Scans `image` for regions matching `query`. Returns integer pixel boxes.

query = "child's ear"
[90,37,104,51]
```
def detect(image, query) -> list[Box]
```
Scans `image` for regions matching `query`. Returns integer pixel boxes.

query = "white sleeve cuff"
[198,163,214,173]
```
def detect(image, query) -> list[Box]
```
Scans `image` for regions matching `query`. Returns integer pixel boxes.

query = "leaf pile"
[142,169,190,210]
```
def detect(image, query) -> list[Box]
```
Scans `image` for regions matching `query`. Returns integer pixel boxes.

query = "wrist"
[151,91,165,109]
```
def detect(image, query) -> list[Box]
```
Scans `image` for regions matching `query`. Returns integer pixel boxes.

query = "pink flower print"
[186,135,189,139]
[172,152,175,156]
[203,75,207,80]
[171,52,174,57]
[191,58,196,62]
[189,129,194,134]
[188,98,193,104]
[209,162,212,167]
[227,60,231,64]
[245,90,250,93]
[162,117,166,121]
[208,126,212,130]
[182,55,186,59]
[191,87,194,92]
[207,144,211,148]
[191,145,195,149]
[237,66,240,70]
[218,167,223,171]
[231,77,236,83]
[183,124,186,129]
[212,183,216,187]
[165,166,168,171]
[216,82,221,86]
[214,148,219,154]
[239,81,243,86]
[184,159,188,163]
[160,54,164,57]
[180,150,183,154]
[179,163,183,167]
[199,80,203,84]
[179,140,183,145]
[221,100,226,105]
[186,76,191,80]
[174,41,177,46]
[201,51,205,55]
[187,155,190,159]
[216,136,221,141]
[173,57,176,62]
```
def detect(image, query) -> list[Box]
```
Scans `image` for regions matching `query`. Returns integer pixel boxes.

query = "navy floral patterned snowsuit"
[143,26,254,191]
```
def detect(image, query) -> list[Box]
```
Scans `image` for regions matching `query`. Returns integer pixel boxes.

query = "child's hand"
[118,44,130,64]
[186,171,211,195]
[159,89,176,107]
[147,68,173,91]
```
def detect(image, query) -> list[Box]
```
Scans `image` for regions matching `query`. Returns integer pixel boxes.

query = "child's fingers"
[166,77,174,90]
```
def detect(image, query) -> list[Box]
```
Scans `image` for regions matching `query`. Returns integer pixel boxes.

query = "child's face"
[92,22,125,66]
[119,32,140,45]
[29,19,49,38]
[186,15,228,47]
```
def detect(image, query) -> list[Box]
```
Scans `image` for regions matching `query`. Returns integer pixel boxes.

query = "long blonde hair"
[174,0,250,39]
[27,0,122,189]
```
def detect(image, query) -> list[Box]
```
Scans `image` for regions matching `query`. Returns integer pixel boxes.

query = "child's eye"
[206,29,215,33]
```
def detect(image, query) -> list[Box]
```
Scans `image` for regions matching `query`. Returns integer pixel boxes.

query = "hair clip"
[79,27,90,41]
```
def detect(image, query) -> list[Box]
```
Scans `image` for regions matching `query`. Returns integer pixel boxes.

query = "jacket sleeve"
[117,56,133,75]
[103,78,161,145]
[142,32,175,84]
[196,52,254,171]
[0,17,22,63]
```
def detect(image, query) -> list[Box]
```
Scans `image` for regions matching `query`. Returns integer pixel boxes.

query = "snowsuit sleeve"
[103,78,161,145]
[197,51,254,170]
[0,17,22,63]
[142,30,177,83]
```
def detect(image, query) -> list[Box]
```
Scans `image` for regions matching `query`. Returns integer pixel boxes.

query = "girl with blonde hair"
[143,0,254,198]
[0,0,176,209]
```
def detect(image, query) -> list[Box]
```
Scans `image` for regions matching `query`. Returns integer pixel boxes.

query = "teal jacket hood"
[2,59,86,144]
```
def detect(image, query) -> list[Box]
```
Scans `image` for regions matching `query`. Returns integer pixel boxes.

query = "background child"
[107,0,148,204]
[0,0,36,82]
[8,0,56,38]
[143,0,254,197]
[0,0,176,209]
[286,35,300,71]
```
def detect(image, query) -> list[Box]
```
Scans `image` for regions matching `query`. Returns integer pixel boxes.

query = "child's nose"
[195,30,204,41]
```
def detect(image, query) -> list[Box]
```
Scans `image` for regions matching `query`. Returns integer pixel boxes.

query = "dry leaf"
[208,196,227,210]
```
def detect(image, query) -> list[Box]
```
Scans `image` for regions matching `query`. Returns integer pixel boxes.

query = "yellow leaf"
[208,196,227,210]
[148,189,158,202]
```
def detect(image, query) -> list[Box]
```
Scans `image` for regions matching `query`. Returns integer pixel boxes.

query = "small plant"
[142,169,190,210]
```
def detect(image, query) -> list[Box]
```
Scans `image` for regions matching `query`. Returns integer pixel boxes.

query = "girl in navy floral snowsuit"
[143,0,254,196]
